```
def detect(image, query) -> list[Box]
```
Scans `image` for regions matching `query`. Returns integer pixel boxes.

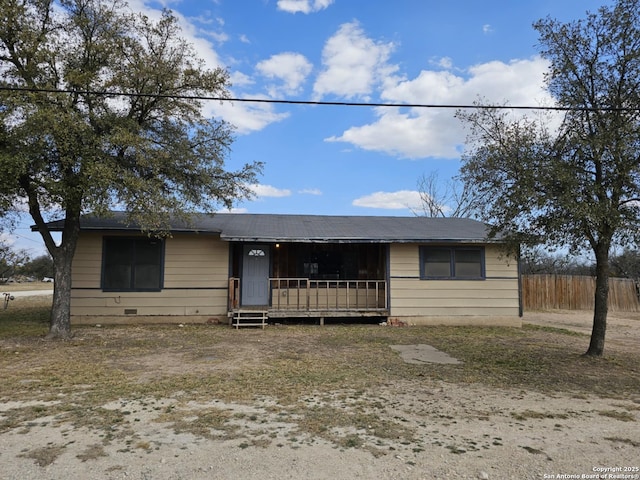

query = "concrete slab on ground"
[390,344,462,365]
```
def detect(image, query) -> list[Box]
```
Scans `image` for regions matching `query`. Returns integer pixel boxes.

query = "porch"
[228,242,389,322]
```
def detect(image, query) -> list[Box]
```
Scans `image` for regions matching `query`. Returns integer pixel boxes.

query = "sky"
[7,0,614,257]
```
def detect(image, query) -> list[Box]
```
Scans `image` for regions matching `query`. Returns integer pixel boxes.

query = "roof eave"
[219,236,500,244]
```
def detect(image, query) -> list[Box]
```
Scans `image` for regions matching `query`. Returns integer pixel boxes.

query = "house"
[45,212,522,326]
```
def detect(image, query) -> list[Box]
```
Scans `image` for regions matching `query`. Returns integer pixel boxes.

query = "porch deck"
[228,277,388,318]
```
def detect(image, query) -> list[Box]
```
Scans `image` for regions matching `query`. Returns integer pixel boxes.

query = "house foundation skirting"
[70,315,229,325]
[393,315,522,327]
[70,313,521,327]
[267,309,389,319]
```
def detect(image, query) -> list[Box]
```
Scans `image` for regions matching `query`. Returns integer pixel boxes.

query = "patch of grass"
[604,436,640,447]
[76,444,108,462]
[135,441,152,451]
[521,445,545,455]
[248,438,272,448]
[446,445,467,454]
[510,410,570,421]
[290,402,416,448]
[1,282,53,292]
[19,444,66,467]
[156,407,240,440]
[597,410,636,422]
[0,304,50,338]
[0,403,67,434]
[339,434,364,449]
[523,324,585,336]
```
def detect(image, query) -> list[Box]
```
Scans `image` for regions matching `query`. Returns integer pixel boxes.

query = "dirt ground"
[1,310,639,480]
[524,309,640,352]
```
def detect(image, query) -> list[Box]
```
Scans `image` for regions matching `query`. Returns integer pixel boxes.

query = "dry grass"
[2,303,639,452]
[2,315,638,404]
[1,282,54,292]
[18,444,67,467]
[0,300,51,336]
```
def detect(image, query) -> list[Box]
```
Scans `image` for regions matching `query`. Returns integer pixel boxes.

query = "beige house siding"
[388,243,520,324]
[69,233,520,326]
[70,233,229,323]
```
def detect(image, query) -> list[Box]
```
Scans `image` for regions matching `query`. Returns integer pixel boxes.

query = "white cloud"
[299,188,322,195]
[250,184,292,198]
[433,57,454,70]
[327,56,556,159]
[483,24,494,34]
[229,71,254,88]
[224,206,248,213]
[256,52,313,97]
[277,0,334,14]
[313,21,398,100]
[327,107,464,159]
[352,190,422,211]
[207,96,289,134]
[199,29,229,44]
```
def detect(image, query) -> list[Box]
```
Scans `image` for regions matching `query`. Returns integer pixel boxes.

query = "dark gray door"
[242,245,270,306]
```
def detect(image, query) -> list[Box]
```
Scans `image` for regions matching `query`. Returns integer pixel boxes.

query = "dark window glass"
[454,249,482,278]
[103,237,163,291]
[421,247,484,280]
[423,248,452,277]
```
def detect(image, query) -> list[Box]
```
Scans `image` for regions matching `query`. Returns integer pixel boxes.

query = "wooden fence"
[522,274,640,312]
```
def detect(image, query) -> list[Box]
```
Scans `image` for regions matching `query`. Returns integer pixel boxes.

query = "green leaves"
[1,0,261,229]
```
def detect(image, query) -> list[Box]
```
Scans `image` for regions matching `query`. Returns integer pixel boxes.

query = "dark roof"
[42,212,496,243]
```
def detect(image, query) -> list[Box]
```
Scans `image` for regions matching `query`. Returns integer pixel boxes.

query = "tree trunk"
[47,251,74,339]
[585,242,610,356]
[45,214,81,340]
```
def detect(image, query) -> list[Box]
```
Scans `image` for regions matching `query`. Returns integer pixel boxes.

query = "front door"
[242,245,270,306]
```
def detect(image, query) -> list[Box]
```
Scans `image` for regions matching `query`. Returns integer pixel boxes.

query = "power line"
[6,231,45,245]
[0,85,636,112]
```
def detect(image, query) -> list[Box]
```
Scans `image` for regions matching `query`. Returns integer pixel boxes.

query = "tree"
[457,0,640,356]
[519,247,594,276]
[414,171,477,218]
[610,248,640,279]
[0,240,29,282]
[0,0,261,338]
[19,254,54,280]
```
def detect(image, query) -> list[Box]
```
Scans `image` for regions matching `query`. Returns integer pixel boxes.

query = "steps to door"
[230,310,268,329]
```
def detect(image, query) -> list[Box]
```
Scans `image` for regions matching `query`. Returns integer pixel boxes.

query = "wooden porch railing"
[229,277,239,310]
[269,278,387,312]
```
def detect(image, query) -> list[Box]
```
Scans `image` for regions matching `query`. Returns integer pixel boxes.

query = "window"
[420,246,484,280]
[102,237,164,291]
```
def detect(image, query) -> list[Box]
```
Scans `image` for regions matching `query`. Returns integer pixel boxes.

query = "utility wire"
[0,85,636,112]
